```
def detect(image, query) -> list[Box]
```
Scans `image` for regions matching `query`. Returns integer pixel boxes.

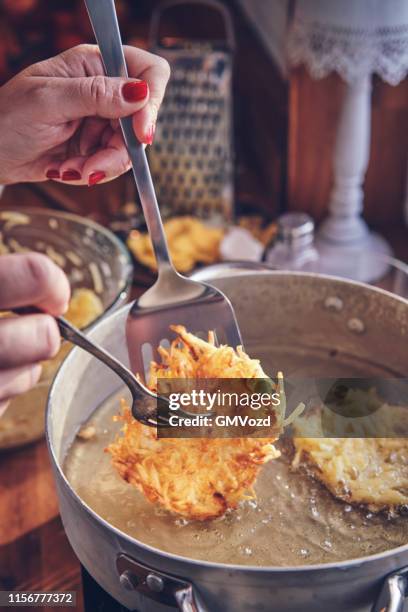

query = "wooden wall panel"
[288,66,408,228]
[288,66,345,221]
[232,1,288,217]
[365,78,408,226]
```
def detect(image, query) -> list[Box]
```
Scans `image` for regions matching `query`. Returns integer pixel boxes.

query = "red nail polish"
[88,171,106,186]
[122,81,148,102]
[145,123,156,145]
[46,169,60,179]
[62,169,81,181]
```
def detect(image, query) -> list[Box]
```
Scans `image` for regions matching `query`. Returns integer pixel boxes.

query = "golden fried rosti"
[107,326,283,521]
[127,217,224,273]
[292,406,408,514]
[148,325,270,390]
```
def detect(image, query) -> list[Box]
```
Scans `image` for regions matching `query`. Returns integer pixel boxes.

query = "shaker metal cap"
[277,212,315,243]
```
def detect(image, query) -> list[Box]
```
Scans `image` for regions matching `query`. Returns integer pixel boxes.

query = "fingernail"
[46,169,60,179]
[62,169,81,181]
[122,80,148,102]
[88,171,106,187]
[45,317,61,358]
[145,123,156,145]
[30,363,42,386]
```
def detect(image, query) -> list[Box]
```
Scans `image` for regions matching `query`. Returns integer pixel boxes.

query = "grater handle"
[149,0,235,51]
[84,0,175,274]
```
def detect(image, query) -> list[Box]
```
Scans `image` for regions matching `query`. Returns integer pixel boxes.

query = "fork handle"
[11,306,156,403]
[84,0,174,274]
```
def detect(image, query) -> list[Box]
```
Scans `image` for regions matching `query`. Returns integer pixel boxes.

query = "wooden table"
[0,183,407,612]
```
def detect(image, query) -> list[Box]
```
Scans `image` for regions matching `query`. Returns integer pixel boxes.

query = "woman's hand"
[0,253,70,416]
[0,44,170,186]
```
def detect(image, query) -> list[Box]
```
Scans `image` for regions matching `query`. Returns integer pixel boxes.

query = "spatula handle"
[84,0,174,274]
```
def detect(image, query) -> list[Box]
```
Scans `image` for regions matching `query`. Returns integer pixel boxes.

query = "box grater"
[148,0,235,221]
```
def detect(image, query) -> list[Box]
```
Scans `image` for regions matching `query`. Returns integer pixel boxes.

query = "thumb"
[43,75,149,121]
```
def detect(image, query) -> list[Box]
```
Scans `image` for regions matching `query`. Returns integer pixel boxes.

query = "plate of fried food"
[126,214,277,277]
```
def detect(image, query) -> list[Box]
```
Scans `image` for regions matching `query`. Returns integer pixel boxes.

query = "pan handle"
[116,554,207,611]
[174,583,201,612]
[372,566,408,612]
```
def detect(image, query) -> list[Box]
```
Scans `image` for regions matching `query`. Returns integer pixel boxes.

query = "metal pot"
[46,272,408,612]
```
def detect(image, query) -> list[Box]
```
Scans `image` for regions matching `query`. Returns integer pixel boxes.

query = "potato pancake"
[107,326,283,521]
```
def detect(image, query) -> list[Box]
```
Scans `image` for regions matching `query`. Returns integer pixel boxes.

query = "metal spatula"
[84,0,243,382]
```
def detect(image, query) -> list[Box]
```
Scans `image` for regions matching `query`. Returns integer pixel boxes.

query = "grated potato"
[292,407,408,514]
[64,288,103,329]
[107,326,283,521]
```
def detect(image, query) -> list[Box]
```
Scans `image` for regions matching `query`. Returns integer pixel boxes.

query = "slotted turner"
[85,0,243,383]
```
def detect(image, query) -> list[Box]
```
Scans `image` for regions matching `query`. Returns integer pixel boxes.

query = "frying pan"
[47,272,408,611]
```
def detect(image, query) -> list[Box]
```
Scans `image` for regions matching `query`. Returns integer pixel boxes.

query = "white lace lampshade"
[288,0,408,281]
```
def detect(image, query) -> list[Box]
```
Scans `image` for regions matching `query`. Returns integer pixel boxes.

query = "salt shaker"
[265,212,319,272]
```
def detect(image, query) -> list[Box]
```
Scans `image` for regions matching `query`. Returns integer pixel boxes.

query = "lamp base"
[315,232,393,283]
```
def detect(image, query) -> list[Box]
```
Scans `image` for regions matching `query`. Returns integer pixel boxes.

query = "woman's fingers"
[32,45,170,142]
[124,46,170,144]
[131,105,156,145]
[0,253,70,315]
[79,117,107,156]
[6,44,171,185]
[41,74,150,124]
[0,253,66,405]
[0,315,60,368]
[58,156,87,183]
[81,130,131,186]
[51,124,133,186]
[0,363,42,402]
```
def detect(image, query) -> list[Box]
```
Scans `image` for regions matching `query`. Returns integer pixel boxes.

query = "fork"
[84,0,243,383]
[10,307,166,427]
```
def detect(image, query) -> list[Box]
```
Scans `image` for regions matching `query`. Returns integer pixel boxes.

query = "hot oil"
[64,347,408,567]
